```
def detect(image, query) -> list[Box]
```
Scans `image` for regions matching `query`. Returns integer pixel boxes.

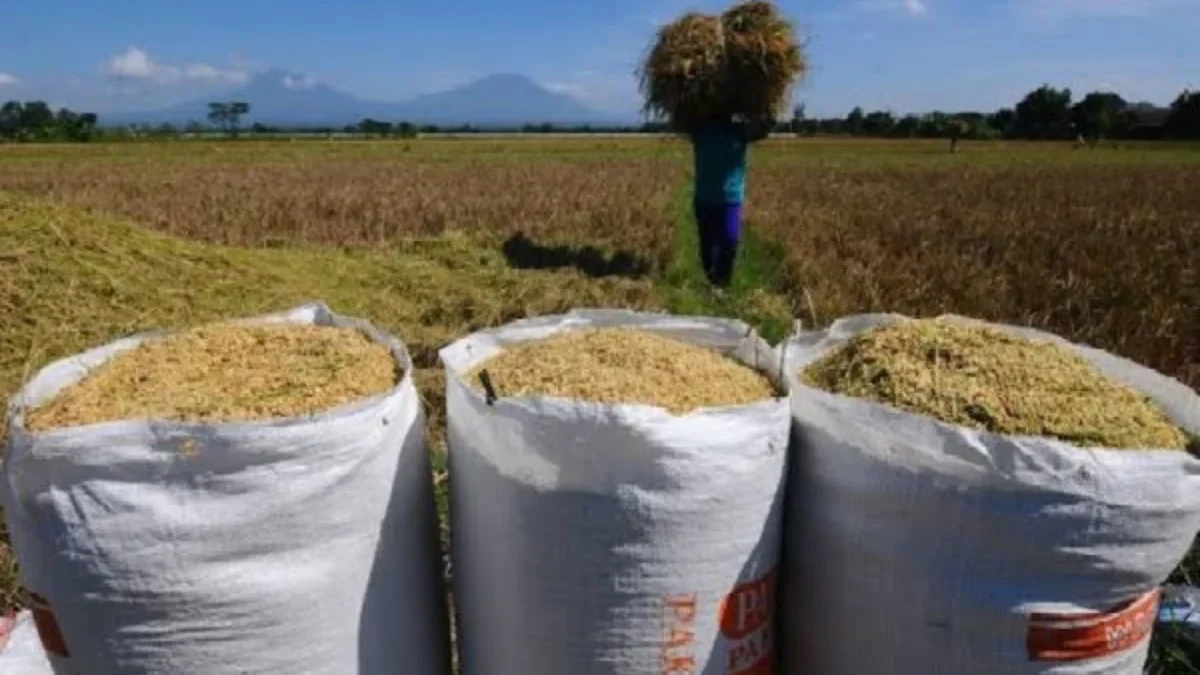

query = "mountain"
[110,70,620,128]
[398,74,606,126]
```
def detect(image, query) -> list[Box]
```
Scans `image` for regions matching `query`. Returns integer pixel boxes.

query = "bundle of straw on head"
[639,13,729,129]
[722,0,807,121]
[639,1,806,130]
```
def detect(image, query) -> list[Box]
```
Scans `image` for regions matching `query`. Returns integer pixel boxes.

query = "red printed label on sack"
[661,593,698,675]
[28,593,70,658]
[719,569,777,675]
[1026,589,1160,662]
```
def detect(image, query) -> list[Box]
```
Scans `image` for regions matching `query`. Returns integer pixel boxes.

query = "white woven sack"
[779,313,1200,675]
[0,302,449,675]
[0,611,53,674]
[440,309,790,675]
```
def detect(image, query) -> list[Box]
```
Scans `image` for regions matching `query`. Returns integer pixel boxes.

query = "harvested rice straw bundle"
[638,12,729,129]
[801,318,1190,450]
[721,0,807,121]
[24,322,400,431]
[464,327,777,414]
[638,0,806,129]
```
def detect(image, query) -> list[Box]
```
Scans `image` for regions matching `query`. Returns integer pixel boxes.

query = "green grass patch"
[1148,627,1200,675]
[658,185,795,344]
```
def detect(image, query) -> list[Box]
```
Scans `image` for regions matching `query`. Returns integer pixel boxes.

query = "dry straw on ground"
[24,323,400,431]
[640,0,806,128]
[801,319,1189,450]
[465,328,777,414]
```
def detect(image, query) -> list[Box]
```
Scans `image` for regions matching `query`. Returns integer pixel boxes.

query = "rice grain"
[24,323,400,431]
[801,319,1189,450]
[465,328,776,414]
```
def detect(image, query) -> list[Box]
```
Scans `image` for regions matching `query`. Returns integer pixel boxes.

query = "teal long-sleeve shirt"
[689,119,773,205]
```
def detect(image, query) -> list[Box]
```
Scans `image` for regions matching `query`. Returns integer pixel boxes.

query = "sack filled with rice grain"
[639,0,806,129]
[779,314,1200,675]
[440,309,789,675]
[0,303,449,675]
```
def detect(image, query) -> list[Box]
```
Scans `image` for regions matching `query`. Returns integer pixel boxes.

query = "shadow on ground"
[501,232,652,279]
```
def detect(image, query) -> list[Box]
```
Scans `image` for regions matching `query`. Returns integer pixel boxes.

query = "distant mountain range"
[105,70,626,128]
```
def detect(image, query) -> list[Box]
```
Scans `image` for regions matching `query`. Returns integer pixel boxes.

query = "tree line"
[3,85,1200,142]
[0,101,99,142]
[785,86,1200,142]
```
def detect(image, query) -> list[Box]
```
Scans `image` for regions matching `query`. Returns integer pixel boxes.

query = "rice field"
[1,136,1197,670]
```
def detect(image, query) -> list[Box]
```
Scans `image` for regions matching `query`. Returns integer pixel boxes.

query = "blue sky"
[0,0,1197,117]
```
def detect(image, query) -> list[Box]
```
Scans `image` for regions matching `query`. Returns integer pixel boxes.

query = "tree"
[54,108,99,142]
[0,101,24,139]
[817,118,844,134]
[207,101,252,137]
[845,106,865,135]
[948,118,972,152]
[358,118,393,137]
[228,102,250,135]
[918,112,951,138]
[19,101,54,140]
[861,110,896,136]
[77,113,99,139]
[953,112,986,138]
[1015,85,1073,139]
[791,103,806,135]
[207,103,229,133]
[1166,89,1200,139]
[987,108,1016,137]
[0,101,97,142]
[893,114,920,138]
[1072,92,1127,142]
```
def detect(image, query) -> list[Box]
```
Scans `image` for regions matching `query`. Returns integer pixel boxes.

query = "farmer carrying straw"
[640,0,806,290]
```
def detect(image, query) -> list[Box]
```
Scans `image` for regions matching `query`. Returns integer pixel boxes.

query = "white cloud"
[0,72,19,86]
[184,64,218,80]
[849,0,930,16]
[282,74,318,91]
[105,47,158,79]
[103,46,249,85]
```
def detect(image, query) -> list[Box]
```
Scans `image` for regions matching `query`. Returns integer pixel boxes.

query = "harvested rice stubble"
[800,319,1189,450]
[24,323,401,431]
[464,328,777,414]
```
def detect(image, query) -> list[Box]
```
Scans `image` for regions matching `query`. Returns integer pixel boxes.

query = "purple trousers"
[694,201,742,288]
